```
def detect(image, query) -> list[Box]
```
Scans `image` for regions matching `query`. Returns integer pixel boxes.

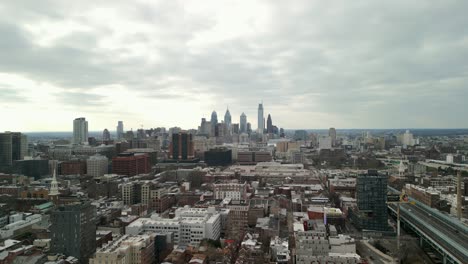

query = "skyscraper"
[257,103,264,134]
[169,131,195,160]
[102,129,111,141]
[51,201,97,264]
[329,127,336,147]
[240,113,247,133]
[199,118,211,136]
[116,121,124,140]
[266,114,273,134]
[224,108,232,131]
[73,117,88,144]
[352,170,390,232]
[211,111,218,137]
[0,132,27,168]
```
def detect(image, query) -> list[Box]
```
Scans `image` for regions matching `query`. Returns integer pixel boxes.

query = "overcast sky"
[1,0,467,132]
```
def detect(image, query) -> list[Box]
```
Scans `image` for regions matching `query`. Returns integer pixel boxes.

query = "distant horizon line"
[19,127,468,133]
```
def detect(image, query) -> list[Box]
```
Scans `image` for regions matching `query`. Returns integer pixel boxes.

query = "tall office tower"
[200,118,211,136]
[247,122,252,134]
[210,111,218,137]
[402,130,415,147]
[240,113,247,133]
[224,108,232,131]
[352,170,390,232]
[231,123,240,134]
[116,121,124,140]
[51,201,97,264]
[257,103,264,134]
[266,114,273,134]
[329,127,337,147]
[73,117,88,144]
[102,129,111,141]
[280,128,285,137]
[169,131,194,160]
[0,132,27,168]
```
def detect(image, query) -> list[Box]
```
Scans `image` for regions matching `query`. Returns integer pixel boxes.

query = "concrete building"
[121,182,141,205]
[224,108,232,132]
[329,234,356,254]
[402,130,415,147]
[126,207,221,247]
[0,213,42,239]
[319,136,332,150]
[270,236,290,264]
[73,117,89,145]
[329,127,337,146]
[240,113,247,133]
[87,154,109,177]
[225,199,250,241]
[213,181,248,200]
[257,103,264,134]
[116,121,124,140]
[295,227,329,263]
[50,201,96,264]
[102,129,111,141]
[89,234,154,264]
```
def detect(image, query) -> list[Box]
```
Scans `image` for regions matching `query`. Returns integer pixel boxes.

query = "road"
[398,203,468,263]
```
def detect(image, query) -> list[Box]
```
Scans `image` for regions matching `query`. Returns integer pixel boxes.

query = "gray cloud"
[0,0,467,128]
[0,87,29,102]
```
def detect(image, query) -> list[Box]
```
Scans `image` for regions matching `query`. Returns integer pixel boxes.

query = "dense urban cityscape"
[0,102,467,264]
[1,1,468,264]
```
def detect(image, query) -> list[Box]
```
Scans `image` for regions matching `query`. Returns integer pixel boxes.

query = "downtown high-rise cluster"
[0,104,466,264]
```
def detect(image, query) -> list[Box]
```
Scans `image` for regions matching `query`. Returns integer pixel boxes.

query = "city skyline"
[1,1,468,132]
[0,2,467,263]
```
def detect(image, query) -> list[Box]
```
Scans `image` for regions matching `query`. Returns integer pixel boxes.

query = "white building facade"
[73,117,88,145]
[126,207,221,246]
[87,154,109,177]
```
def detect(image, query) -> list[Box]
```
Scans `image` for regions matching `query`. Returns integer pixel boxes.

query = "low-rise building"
[126,207,221,247]
[89,234,154,264]
[213,181,248,200]
[0,213,42,239]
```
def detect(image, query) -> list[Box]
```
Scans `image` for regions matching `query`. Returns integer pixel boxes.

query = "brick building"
[112,153,150,176]
[60,160,86,175]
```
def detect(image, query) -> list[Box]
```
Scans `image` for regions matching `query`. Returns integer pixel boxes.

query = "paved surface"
[398,203,468,263]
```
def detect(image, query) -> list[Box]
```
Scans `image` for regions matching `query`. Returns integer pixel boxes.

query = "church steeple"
[49,168,59,196]
[398,160,406,176]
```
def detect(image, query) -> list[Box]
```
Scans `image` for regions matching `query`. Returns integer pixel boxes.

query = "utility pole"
[387,190,415,257]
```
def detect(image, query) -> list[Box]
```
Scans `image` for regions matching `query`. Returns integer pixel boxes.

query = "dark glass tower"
[266,114,273,133]
[169,132,194,160]
[211,111,218,137]
[50,201,96,264]
[352,170,391,232]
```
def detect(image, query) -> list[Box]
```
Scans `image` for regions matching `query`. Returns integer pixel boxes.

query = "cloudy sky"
[1,0,467,132]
